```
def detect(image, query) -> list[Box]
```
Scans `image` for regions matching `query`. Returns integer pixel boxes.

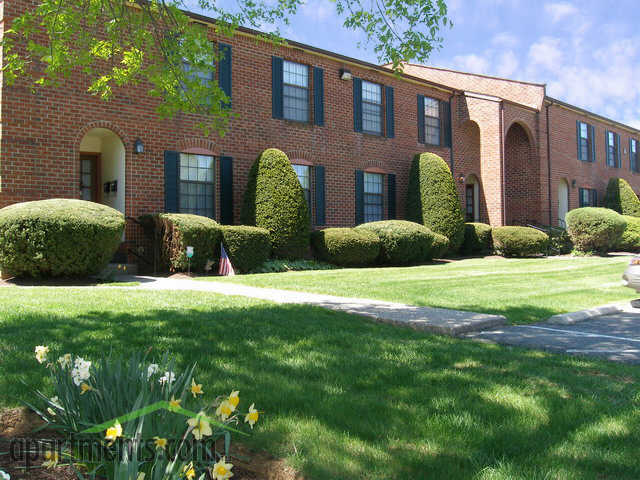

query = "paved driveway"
[465,311,640,364]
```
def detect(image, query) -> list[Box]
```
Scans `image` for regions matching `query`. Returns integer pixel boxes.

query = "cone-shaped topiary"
[241,148,310,258]
[406,152,465,251]
[603,178,640,217]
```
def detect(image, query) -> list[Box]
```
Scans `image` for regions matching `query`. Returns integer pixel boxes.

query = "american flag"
[218,243,235,276]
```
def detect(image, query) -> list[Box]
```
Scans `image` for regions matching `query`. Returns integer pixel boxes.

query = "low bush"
[617,215,640,252]
[565,207,626,253]
[356,220,434,265]
[249,259,336,274]
[431,232,450,259]
[222,225,271,273]
[546,227,573,255]
[492,226,549,257]
[603,178,640,217]
[0,199,124,278]
[462,222,492,254]
[311,228,381,266]
[155,214,222,272]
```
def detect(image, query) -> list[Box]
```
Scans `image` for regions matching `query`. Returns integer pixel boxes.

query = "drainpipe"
[449,94,455,173]
[500,101,506,226]
[546,101,553,225]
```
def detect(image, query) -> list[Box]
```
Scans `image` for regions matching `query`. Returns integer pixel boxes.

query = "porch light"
[458,174,465,183]
[340,69,352,81]
[134,138,144,154]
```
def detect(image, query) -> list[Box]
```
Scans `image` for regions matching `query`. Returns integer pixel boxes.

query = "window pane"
[179,153,215,218]
[364,173,383,194]
[284,85,309,122]
[425,116,440,145]
[362,81,382,104]
[293,165,310,190]
[283,61,308,88]
[362,102,382,134]
[424,97,439,118]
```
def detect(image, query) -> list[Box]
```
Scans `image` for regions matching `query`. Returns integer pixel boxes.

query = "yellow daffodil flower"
[169,396,182,409]
[105,421,123,446]
[182,461,196,479]
[215,400,233,421]
[35,345,49,364]
[153,436,168,450]
[245,403,259,429]
[211,456,234,480]
[228,391,240,410]
[186,412,212,440]
[190,378,204,398]
[57,354,71,369]
[80,383,93,395]
[42,450,59,469]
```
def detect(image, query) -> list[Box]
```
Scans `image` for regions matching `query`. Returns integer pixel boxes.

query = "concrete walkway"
[123,275,507,336]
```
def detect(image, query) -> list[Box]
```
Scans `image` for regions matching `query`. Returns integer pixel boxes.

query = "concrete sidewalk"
[123,275,507,336]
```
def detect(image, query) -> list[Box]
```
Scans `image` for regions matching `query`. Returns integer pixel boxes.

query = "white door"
[558,180,569,227]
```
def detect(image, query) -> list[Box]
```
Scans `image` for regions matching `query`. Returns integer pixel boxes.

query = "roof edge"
[546,96,640,136]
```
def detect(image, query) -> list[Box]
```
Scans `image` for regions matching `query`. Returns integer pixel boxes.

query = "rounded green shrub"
[356,220,434,265]
[311,228,381,266]
[462,222,492,254]
[492,226,549,257]
[617,215,640,252]
[0,199,125,278]
[222,225,271,273]
[406,152,465,251]
[565,207,626,253]
[240,148,310,259]
[603,178,640,217]
[431,232,450,259]
[156,214,222,272]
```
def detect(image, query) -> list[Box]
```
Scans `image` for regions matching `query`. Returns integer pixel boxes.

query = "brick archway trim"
[178,137,220,156]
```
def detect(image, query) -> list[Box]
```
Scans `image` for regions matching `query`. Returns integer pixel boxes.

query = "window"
[179,153,215,218]
[424,97,441,145]
[631,139,639,173]
[607,131,620,167]
[283,60,309,122]
[180,40,215,105]
[362,81,383,135]
[465,184,475,222]
[293,164,311,207]
[579,188,597,207]
[577,121,590,161]
[364,172,384,222]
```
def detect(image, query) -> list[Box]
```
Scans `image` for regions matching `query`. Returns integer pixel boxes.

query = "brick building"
[1,3,639,260]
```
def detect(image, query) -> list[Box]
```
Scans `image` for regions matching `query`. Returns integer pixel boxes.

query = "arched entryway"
[465,174,481,222]
[558,178,569,227]
[79,128,126,214]
[504,122,538,225]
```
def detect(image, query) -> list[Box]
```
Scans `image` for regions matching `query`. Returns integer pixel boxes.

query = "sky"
[188,0,640,128]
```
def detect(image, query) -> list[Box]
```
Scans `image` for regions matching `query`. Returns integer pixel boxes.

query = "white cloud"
[528,37,564,71]
[544,2,579,23]
[451,53,490,74]
[492,32,519,48]
[495,50,519,77]
[300,0,334,22]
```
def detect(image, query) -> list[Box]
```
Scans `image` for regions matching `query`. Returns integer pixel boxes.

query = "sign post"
[186,246,194,276]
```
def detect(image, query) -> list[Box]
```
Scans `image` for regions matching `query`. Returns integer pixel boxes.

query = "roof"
[546,96,640,136]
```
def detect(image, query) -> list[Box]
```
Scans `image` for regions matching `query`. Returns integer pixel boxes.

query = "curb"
[547,303,629,325]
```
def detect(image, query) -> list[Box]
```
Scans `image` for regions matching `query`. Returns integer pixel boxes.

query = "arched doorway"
[504,122,538,225]
[465,174,480,222]
[79,128,126,214]
[558,179,569,227]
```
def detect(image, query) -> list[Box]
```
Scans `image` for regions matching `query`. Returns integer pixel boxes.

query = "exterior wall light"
[458,174,466,183]
[134,138,144,154]
[340,69,352,81]
[571,179,576,188]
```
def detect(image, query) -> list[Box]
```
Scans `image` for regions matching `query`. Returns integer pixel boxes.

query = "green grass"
[204,256,638,323]
[0,287,639,479]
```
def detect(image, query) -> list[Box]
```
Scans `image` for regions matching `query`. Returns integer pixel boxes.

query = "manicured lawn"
[205,256,637,323]
[1,287,639,479]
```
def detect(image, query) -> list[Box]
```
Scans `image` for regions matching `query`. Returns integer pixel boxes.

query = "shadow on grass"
[0,295,638,479]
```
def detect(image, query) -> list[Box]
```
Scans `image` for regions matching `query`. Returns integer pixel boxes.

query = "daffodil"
[186,412,212,440]
[80,383,93,395]
[35,346,49,364]
[190,378,203,398]
[169,396,182,409]
[228,391,240,410]
[215,400,233,421]
[153,436,168,450]
[159,371,175,385]
[211,456,234,480]
[42,450,59,469]
[182,461,196,480]
[0,469,10,480]
[147,364,159,378]
[245,403,259,429]
[71,357,91,386]
[57,354,71,369]
[105,421,123,446]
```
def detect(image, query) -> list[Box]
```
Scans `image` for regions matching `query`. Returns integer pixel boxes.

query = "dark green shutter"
[441,100,452,147]
[272,56,284,119]
[218,43,232,109]
[417,95,425,144]
[220,156,233,224]
[576,121,582,160]
[353,77,363,132]
[590,125,596,162]
[164,151,180,213]
[355,170,364,224]
[314,165,326,225]
[313,67,324,126]
[385,86,395,138]
[593,189,598,207]
[387,174,396,219]
[578,188,585,207]
[616,133,621,168]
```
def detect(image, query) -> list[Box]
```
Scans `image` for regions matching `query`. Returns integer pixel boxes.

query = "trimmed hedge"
[240,148,310,259]
[406,152,465,251]
[221,225,271,273]
[565,207,626,253]
[603,178,640,217]
[311,228,381,266]
[156,214,222,272]
[0,199,125,278]
[431,232,450,259]
[617,215,640,253]
[492,226,549,257]
[356,220,434,265]
[462,222,492,254]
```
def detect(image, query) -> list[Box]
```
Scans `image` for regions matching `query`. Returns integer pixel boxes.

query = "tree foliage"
[1,0,450,135]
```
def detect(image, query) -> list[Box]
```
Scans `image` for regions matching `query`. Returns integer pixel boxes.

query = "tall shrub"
[617,215,640,252]
[603,178,640,217]
[406,152,465,251]
[241,148,310,258]
[565,207,626,253]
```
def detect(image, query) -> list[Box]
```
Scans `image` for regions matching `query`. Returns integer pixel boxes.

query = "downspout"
[500,101,506,226]
[449,94,455,173]
[546,100,553,225]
